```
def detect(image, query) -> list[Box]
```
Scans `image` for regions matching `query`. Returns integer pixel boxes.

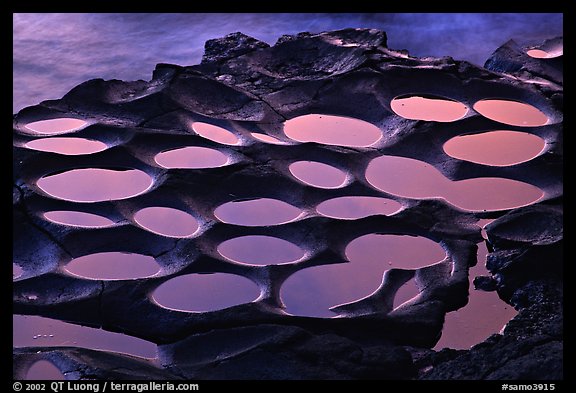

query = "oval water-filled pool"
[251,133,286,144]
[37,168,153,202]
[154,146,228,169]
[64,252,160,280]
[473,99,548,127]
[192,122,239,145]
[218,235,305,265]
[281,234,445,317]
[13,314,157,359]
[134,207,199,237]
[214,198,301,226]
[24,118,88,135]
[44,211,115,228]
[152,273,260,312]
[289,161,347,189]
[25,360,65,380]
[283,114,381,147]
[526,48,563,59]
[25,137,107,155]
[443,130,546,166]
[317,196,403,219]
[390,95,469,122]
[365,155,544,211]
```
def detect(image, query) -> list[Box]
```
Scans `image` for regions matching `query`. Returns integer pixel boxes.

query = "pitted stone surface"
[13,29,562,380]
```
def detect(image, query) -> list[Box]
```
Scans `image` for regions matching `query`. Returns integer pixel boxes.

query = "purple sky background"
[12,13,563,114]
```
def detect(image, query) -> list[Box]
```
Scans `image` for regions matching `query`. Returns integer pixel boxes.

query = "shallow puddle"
[218,235,305,265]
[154,146,228,169]
[24,118,87,135]
[134,207,199,237]
[281,234,445,317]
[214,198,301,226]
[44,211,115,228]
[25,137,107,155]
[192,122,239,145]
[526,48,563,59]
[283,114,381,147]
[250,133,285,144]
[289,161,347,189]
[390,95,469,122]
[473,99,548,127]
[37,168,153,202]
[25,360,65,380]
[317,196,402,219]
[13,315,157,359]
[365,155,543,211]
[443,130,545,166]
[434,241,518,350]
[13,263,24,279]
[64,252,160,280]
[152,273,260,312]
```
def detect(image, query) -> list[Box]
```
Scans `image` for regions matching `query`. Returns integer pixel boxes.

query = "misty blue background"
[12,13,563,114]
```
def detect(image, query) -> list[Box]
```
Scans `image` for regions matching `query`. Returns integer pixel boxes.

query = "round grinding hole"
[218,235,305,265]
[289,161,347,189]
[13,263,24,279]
[214,198,302,226]
[64,252,160,280]
[281,234,445,318]
[152,273,260,312]
[44,211,115,228]
[154,146,228,169]
[25,360,64,380]
[366,155,448,199]
[37,168,153,202]
[390,95,469,122]
[192,122,239,145]
[450,177,544,212]
[526,48,563,59]
[13,314,157,359]
[317,196,402,219]
[443,130,546,166]
[25,137,107,155]
[251,133,285,144]
[283,114,381,147]
[473,99,548,127]
[134,207,199,237]
[24,118,88,135]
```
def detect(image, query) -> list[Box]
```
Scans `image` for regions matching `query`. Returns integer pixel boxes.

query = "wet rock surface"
[13,29,562,380]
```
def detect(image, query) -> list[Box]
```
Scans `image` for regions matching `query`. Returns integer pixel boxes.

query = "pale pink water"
[289,161,347,189]
[134,207,199,237]
[390,96,469,122]
[192,122,239,145]
[64,252,160,280]
[214,198,301,226]
[25,137,107,155]
[154,146,228,168]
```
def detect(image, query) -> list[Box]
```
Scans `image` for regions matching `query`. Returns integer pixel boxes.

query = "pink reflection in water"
[390,95,469,122]
[527,48,563,59]
[37,168,153,202]
[473,99,548,127]
[250,133,285,144]
[443,130,545,166]
[13,315,157,358]
[25,137,107,155]
[192,122,239,145]
[134,207,199,237]
[152,273,260,312]
[44,211,115,228]
[154,146,228,169]
[13,263,24,279]
[289,161,347,189]
[434,242,518,350]
[25,118,87,135]
[214,198,301,226]
[393,278,419,309]
[283,114,382,147]
[281,235,445,317]
[64,252,160,280]
[366,155,543,211]
[218,235,305,265]
[317,196,403,219]
[25,360,65,381]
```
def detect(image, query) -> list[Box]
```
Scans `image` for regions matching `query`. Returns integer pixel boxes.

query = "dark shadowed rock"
[202,32,270,64]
